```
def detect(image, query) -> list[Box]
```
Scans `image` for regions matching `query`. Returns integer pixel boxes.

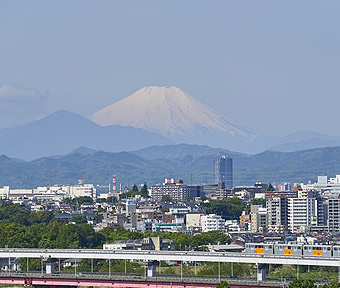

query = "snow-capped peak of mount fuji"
[91,86,253,143]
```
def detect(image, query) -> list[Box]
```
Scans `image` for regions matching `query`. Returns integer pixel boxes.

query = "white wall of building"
[201,214,225,232]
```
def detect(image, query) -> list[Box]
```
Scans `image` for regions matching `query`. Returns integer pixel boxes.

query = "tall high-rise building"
[214,155,233,189]
[328,198,340,233]
[267,197,289,234]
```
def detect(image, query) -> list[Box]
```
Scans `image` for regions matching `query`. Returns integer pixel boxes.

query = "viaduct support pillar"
[46,260,55,274]
[257,264,268,282]
[147,261,157,277]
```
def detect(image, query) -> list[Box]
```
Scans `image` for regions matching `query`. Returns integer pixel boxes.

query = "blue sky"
[0,1,339,136]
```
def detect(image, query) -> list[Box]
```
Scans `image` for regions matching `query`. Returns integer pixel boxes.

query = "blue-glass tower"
[214,155,233,189]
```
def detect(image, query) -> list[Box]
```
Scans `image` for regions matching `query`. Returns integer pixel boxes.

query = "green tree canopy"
[288,278,316,288]
[252,198,266,207]
[71,196,94,207]
[267,183,275,191]
[216,281,230,288]
[131,184,139,193]
[201,197,246,219]
[70,215,87,225]
[140,183,149,198]
[320,281,340,288]
[96,196,117,204]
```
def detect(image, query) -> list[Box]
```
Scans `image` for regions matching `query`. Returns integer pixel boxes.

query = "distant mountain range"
[1,144,340,189]
[1,86,340,160]
[267,131,340,152]
[0,110,171,160]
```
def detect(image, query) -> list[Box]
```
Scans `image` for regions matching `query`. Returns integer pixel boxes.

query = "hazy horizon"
[1,1,339,137]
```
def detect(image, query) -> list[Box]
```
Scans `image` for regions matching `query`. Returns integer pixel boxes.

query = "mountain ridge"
[1,143,340,189]
[0,110,172,160]
[2,104,340,160]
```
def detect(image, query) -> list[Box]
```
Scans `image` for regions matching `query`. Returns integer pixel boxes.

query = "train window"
[298,247,301,250]
[335,248,338,251]
[304,247,307,250]
[328,247,331,250]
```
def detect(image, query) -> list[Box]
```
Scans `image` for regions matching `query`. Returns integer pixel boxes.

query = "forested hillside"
[1,144,340,188]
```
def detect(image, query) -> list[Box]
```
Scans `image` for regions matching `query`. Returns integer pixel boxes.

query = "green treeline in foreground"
[215,281,230,288]
[268,265,339,281]
[0,202,231,271]
[0,202,231,249]
[288,279,340,288]
[2,202,339,281]
[216,279,340,288]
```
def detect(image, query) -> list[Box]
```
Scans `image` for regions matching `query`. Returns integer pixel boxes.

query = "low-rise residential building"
[251,205,268,233]
[201,214,225,232]
[239,211,250,226]
[152,222,185,233]
[186,213,203,231]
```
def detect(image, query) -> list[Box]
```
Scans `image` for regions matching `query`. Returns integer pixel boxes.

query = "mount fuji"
[92,86,255,150]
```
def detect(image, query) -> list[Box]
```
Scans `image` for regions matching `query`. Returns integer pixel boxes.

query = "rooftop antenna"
[112,174,116,194]
[78,175,84,185]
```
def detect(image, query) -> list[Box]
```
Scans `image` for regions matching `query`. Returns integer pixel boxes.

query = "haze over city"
[2,2,340,287]
[1,1,340,138]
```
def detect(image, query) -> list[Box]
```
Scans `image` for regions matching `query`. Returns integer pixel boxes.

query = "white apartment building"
[201,214,225,232]
[70,184,96,199]
[168,207,189,214]
[0,186,10,199]
[150,179,190,201]
[186,214,202,229]
[287,198,318,233]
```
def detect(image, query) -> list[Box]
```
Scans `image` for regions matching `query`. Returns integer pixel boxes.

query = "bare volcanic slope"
[92,86,254,148]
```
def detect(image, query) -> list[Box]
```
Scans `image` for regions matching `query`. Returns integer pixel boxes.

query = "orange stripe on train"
[284,249,293,255]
